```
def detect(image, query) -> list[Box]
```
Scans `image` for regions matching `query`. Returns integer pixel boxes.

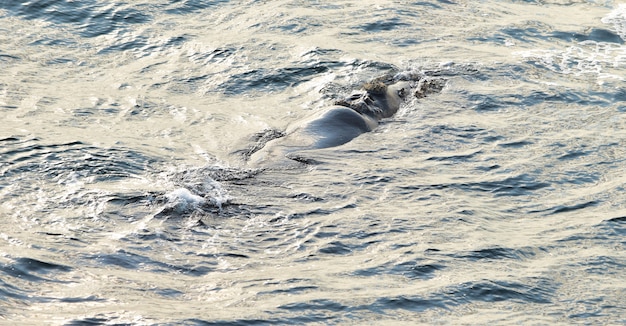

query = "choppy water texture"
[1,0,626,324]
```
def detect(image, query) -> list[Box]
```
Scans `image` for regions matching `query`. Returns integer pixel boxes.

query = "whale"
[245,74,444,168]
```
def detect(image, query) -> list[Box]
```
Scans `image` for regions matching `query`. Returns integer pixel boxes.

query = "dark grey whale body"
[246,74,444,168]
[295,106,378,148]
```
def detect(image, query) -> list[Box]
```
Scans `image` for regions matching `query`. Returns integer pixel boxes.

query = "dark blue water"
[1,0,626,324]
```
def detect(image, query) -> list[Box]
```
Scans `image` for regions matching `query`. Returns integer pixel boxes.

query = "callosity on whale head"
[380,81,412,117]
[343,79,414,120]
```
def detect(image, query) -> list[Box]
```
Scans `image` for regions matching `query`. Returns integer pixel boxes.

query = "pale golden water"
[1,1,625,324]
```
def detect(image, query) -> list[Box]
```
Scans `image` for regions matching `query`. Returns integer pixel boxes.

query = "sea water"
[1,1,625,324]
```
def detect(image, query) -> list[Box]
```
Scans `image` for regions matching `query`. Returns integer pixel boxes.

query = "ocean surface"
[1,0,626,324]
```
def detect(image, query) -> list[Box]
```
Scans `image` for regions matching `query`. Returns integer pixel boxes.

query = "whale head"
[355,80,413,119]
[334,73,445,120]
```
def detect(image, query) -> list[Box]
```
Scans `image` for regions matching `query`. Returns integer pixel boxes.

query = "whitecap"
[601,4,626,40]
[164,188,205,214]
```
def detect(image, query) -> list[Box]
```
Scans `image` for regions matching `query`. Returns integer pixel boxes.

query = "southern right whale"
[245,73,445,168]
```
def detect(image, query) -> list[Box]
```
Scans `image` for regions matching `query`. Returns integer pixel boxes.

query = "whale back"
[248,106,377,168]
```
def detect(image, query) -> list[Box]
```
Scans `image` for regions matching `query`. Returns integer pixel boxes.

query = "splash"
[164,188,206,214]
[156,165,259,217]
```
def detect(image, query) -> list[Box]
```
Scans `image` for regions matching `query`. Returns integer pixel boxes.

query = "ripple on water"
[0,256,105,313]
[0,137,154,181]
[1,257,72,282]
[0,136,164,239]
[446,279,554,305]
[453,246,545,261]
[469,23,624,46]
[398,173,551,197]
[600,216,626,240]
[219,63,337,95]
[0,1,151,38]
[164,0,230,15]
[353,259,444,280]
[84,250,216,276]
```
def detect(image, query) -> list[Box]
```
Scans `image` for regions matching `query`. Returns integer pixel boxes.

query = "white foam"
[602,4,626,40]
[517,43,626,82]
[201,177,231,209]
[516,6,626,83]
[165,188,205,213]
[166,188,204,204]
